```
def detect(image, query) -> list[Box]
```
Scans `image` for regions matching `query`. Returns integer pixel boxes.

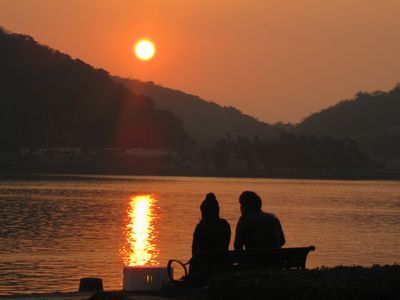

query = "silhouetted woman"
[192,193,231,255]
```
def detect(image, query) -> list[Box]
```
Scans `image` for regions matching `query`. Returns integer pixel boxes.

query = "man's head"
[239,191,262,214]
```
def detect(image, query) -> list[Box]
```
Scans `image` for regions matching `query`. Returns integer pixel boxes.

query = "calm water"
[1,175,400,294]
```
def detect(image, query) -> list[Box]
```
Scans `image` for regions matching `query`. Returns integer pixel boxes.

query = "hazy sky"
[1,0,400,123]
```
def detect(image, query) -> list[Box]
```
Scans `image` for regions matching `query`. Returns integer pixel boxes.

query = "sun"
[134,39,156,61]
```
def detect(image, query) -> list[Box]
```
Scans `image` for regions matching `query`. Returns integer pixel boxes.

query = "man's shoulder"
[235,215,246,227]
[258,211,282,223]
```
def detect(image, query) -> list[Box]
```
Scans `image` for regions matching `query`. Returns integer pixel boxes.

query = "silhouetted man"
[234,191,285,250]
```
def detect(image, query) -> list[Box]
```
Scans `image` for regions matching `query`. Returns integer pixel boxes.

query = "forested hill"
[0,28,192,151]
[297,86,400,161]
[298,87,400,137]
[116,77,280,146]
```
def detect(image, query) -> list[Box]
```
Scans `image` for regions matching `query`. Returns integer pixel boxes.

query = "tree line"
[205,134,369,170]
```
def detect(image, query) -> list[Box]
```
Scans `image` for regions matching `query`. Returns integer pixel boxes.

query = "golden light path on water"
[122,194,159,266]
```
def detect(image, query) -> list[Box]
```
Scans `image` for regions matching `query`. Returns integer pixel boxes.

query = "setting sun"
[134,39,156,61]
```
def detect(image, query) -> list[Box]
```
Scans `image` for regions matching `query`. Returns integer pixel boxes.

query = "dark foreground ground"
[207,265,400,299]
[1,265,399,300]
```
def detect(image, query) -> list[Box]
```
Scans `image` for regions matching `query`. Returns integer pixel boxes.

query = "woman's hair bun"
[206,192,216,200]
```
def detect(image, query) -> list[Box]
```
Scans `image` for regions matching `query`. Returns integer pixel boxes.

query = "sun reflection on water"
[121,194,159,266]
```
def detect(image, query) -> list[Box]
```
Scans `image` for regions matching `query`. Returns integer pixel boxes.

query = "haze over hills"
[116,77,281,146]
[0,27,192,151]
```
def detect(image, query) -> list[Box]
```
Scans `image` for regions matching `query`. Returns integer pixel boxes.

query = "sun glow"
[134,39,156,61]
[122,194,159,266]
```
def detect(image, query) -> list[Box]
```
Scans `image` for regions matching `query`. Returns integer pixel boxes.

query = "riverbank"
[207,264,400,299]
[0,292,92,300]
[0,290,204,300]
[1,167,400,181]
[1,265,399,300]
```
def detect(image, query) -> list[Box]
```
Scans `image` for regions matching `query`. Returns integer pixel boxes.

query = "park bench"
[167,246,315,285]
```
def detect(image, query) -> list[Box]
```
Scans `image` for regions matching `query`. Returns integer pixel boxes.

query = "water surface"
[1,175,399,294]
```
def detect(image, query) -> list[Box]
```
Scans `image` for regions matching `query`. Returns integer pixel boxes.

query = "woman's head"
[200,192,219,220]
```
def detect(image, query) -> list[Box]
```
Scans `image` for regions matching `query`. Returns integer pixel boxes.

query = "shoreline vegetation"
[2,170,400,181]
[1,165,400,181]
[1,265,399,300]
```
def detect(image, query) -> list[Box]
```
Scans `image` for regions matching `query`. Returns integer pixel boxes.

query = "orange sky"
[1,0,400,123]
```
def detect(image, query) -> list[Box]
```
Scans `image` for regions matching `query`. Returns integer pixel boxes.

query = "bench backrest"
[187,246,315,279]
[167,246,316,283]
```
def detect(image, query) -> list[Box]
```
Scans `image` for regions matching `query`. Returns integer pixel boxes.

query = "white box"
[123,266,170,291]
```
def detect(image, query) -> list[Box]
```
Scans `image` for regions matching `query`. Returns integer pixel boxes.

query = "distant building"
[37,147,82,156]
[97,148,122,157]
[124,148,177,158]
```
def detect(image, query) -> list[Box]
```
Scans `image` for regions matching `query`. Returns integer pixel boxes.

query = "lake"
[0,175,399,294]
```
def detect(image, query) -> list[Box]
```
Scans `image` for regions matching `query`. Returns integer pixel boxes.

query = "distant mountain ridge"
[298,87,400,137]
[116,77,281,146]
[2,26,399,166]
[297,86,400,161]
[116,78,400,163]
[0,27,192,150]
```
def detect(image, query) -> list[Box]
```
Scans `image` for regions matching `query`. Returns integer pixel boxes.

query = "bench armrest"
[167,259,190,281]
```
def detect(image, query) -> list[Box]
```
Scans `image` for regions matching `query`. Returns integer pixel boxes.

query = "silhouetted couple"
[192,191,285,255]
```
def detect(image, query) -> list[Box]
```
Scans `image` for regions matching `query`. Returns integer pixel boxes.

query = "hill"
[116,77,280,146]
[0,27,388,176]
[297,86,400,162]
[0,27,192,151]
